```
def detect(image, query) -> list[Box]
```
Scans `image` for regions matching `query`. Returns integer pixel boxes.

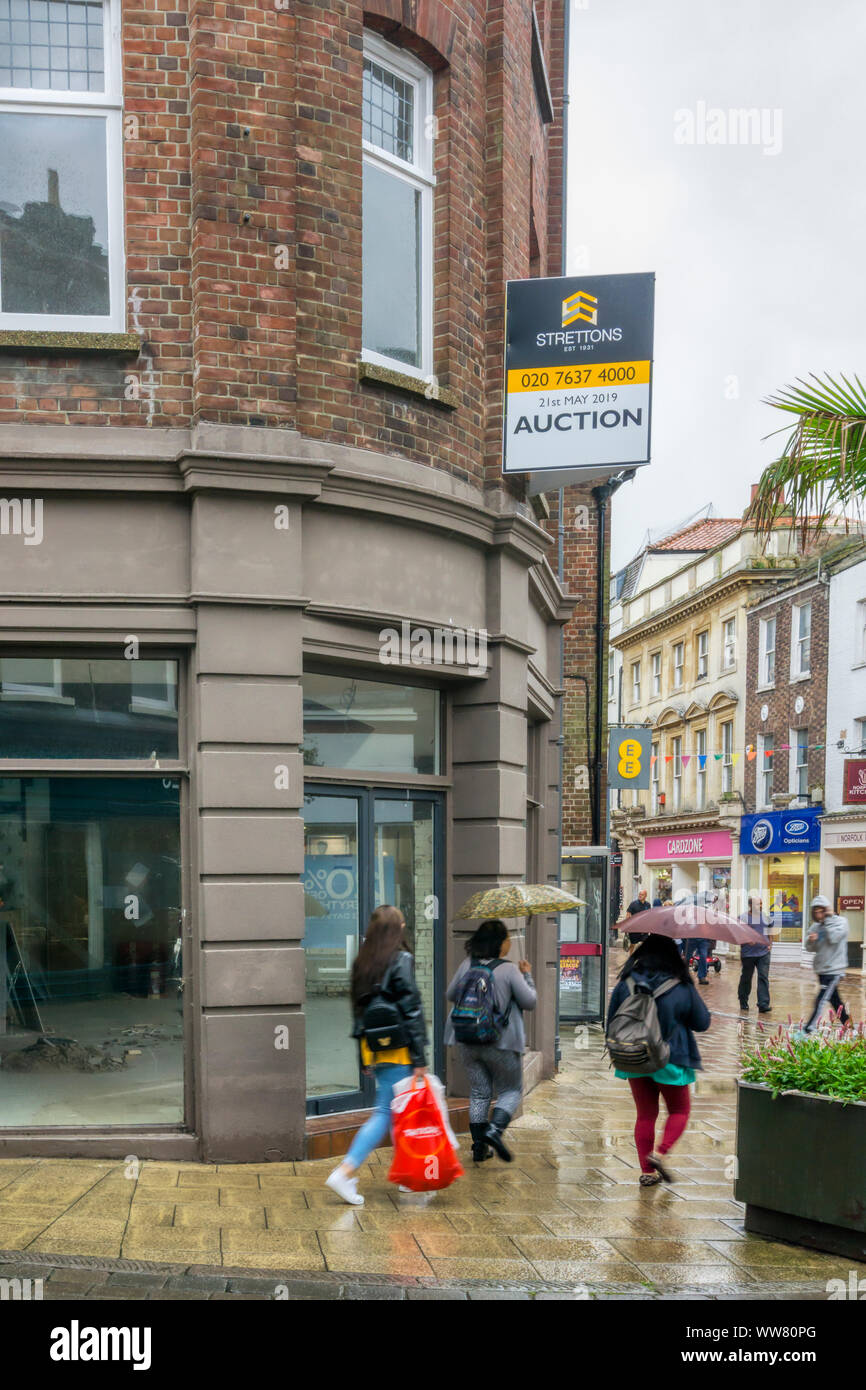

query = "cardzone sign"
[503,272,655,475]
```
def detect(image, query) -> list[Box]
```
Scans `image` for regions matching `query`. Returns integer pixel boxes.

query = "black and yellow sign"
[607,726,652,790]
[503,273,655,475]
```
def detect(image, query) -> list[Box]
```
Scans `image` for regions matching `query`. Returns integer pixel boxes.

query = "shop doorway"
[302,785,444,1115]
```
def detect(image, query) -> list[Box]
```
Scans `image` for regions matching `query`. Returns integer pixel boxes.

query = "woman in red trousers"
[608,935,711,1186]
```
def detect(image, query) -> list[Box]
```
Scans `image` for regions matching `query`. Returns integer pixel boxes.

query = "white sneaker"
[325,1168,364,1206]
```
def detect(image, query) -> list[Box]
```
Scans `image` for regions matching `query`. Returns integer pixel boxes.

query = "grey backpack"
[605,977,678,1074]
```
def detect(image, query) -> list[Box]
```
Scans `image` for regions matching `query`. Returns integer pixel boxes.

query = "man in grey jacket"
[804,894,850,1033]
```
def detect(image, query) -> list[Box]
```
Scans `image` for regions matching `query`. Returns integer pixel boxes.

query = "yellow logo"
[616,737,642,780]
[562,290,598,328]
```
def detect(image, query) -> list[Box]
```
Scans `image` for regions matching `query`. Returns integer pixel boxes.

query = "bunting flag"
[650,754,657,766]
[764,750,773,757]
[665,755,673,762]
[698,754,707,770]
[732,752,741,766]
[646,740,827,759]
[746,745,756,761]
[681,754,691,767]
[714,753,723,761]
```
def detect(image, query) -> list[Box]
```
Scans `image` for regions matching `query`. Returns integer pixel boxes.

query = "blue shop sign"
[740,807,822,856]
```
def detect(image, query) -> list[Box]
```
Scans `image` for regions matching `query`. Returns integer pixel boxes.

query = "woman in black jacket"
[325,905,428,1207]
[608,935,710,1186]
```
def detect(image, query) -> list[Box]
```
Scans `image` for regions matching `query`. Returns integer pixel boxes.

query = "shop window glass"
[302,673,439,774]
[0,776,183,1127]
[0,656,179,759]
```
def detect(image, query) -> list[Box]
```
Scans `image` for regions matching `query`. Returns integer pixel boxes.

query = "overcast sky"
[566,0,866,569]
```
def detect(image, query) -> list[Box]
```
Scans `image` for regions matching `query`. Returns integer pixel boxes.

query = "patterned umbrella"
[454,884,586,920]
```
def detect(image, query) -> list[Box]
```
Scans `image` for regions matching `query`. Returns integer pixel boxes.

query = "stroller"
[685,939,723,975]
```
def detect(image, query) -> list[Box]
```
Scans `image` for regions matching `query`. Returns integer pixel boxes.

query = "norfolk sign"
[502,272,655,474]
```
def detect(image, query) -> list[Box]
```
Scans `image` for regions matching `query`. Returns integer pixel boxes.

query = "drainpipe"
[554,0,571,1069]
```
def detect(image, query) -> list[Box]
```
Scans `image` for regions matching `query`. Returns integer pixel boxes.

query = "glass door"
[303,791,363,1111]
[303,786,444,1113]
[373,793,443,1077]
[559,853,608,1023]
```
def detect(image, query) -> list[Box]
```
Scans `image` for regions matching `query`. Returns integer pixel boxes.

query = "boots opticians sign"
[502,272,655,475]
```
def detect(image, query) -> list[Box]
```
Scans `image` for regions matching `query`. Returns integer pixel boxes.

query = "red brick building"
[0,1,608,1160]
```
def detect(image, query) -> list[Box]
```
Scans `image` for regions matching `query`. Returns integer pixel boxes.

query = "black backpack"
[450,958,511,1045]
[359,957,408,1054]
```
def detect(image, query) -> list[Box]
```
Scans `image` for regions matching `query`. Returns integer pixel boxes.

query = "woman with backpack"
[325,905,428,1207]
[445,918,537,1164]
[607,934,710,1186]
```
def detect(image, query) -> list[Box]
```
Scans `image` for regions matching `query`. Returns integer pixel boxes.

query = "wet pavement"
[1,952,863,1300]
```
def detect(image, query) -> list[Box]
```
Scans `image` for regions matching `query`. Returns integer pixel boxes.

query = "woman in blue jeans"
[326,905,428,1207]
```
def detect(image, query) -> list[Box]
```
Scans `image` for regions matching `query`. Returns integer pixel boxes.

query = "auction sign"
[503,272,655,475]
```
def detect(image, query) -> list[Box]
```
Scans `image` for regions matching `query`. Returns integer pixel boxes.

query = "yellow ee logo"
[617,737,642,780]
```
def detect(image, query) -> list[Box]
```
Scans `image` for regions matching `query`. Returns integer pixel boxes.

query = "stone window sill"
[0,331,142,354]
[358,360,458,409]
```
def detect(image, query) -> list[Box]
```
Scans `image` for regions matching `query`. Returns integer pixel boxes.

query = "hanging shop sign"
[607,725,653,790]
[502,272,655,475]
[843,759,866,804]
[740,807,822,855]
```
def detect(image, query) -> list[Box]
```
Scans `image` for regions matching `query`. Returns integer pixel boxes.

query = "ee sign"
[502,272,655,475]
[607,726,652,790]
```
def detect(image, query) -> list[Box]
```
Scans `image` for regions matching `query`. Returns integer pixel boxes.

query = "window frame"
[794,727,809,796]
[696,629,709,681]
[721,720,733,793]
[631,659,641,705]
[791,602,811,678]
[650,649,661,698]
[760,616,776,686]
[722,616,736,670]
[759,731,774,808]
[0,655,66,702]
[672,641,684,690]
[651,739,659,814]
[0,0,125,332]
[361,30,435,382]
[672,734,682,810]
[696,727,707,809]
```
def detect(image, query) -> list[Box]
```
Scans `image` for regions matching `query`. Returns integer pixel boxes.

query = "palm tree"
[747,372,866,540]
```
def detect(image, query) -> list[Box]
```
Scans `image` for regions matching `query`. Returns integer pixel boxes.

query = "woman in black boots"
[445,919,537,1163]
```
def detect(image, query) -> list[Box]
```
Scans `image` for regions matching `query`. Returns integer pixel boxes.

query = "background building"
[819,545,866,968]
[0,1,610,1161]
[610,512,812,916]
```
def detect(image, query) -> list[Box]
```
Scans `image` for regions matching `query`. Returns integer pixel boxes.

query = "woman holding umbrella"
[608,934,710,1185]
[448,885,582,1163]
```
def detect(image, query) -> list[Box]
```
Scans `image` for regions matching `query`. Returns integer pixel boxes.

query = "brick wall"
[0,0,566,494]
[744,578,829,810]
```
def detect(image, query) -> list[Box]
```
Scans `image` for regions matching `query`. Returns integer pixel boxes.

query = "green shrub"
[741,1025,866,1103]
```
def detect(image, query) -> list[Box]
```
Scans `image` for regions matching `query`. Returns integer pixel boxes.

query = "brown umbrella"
[629,901,767,946]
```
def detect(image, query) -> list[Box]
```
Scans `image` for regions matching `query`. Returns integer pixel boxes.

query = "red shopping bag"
[388,1074,464,1192]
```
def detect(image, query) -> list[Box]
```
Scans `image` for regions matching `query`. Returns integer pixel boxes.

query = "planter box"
[736,1081,866,1261]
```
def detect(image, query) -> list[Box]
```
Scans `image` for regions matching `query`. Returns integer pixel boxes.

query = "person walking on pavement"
[804,895,850,1033]
[624,888,652,946]
[445,919,536,1163]
[325,905,428,1206]
[608,935,710,1186]
[737,893,775,1013]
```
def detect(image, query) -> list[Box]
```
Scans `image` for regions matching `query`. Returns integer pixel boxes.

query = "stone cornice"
[611,567,793,649]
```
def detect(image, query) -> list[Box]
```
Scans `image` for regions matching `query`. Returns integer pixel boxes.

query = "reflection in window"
[0,113,109,316]
[302,673,439,774]
[0,656,179,758]
[0,776,183,1127]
